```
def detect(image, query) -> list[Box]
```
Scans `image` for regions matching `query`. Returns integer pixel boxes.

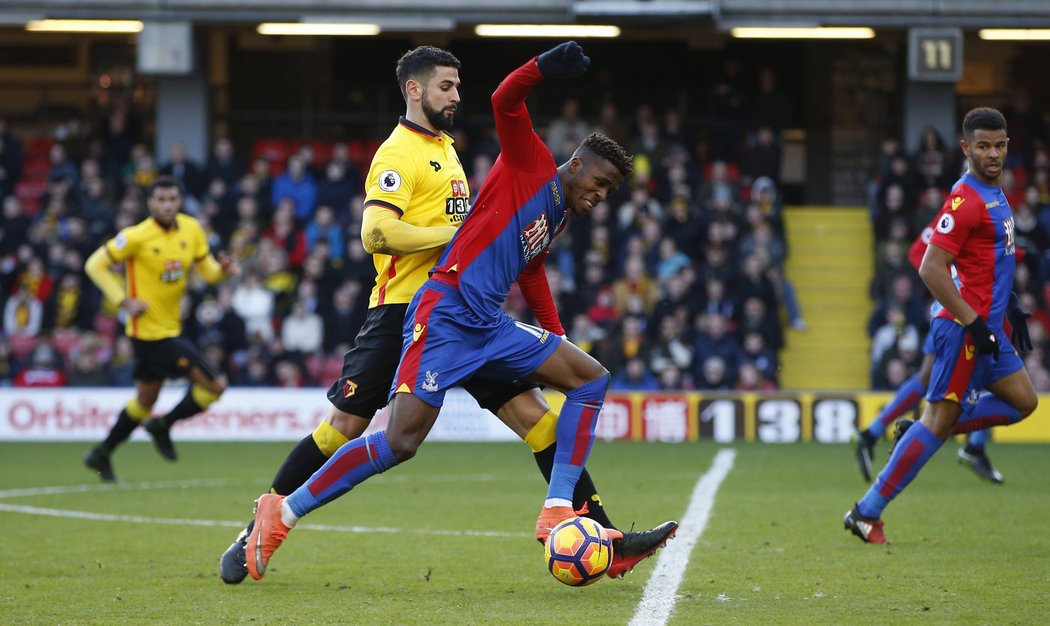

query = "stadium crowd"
[867,114,1050,392]
[0,67,802,392]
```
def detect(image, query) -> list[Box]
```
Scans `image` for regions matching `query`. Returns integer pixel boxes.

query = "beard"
[423,96,456,131]
[970,157,1001,182]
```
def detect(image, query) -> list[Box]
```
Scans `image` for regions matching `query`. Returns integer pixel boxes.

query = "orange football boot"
[245,494,292,580]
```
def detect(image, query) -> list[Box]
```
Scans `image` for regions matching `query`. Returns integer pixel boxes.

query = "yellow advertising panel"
[543,390,1050,443]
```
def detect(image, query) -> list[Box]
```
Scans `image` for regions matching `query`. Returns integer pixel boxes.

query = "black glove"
[966,315,1000,361]
[536,41,590,79]
[1008,291,1033,354]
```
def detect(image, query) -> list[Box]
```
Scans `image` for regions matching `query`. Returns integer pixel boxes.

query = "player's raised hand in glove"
[966,315,1000,361]
[536,41,591,78]
[1007,291,1033,354]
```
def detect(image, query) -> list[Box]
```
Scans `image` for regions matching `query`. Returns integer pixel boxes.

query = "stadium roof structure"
[2,0,1050,30]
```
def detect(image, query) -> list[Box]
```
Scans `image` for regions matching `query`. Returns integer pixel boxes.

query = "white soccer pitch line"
[4,458,735,618]
[0,479,232,499]
[0,479,530,538]
[0,502,532,537]
[629,448,737,626]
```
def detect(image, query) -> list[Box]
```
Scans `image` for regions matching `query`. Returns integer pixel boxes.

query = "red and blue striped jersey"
[430,58,566,335]
[928,172,1015,328]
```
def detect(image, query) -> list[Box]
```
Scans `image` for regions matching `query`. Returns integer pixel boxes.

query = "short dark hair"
[395,46,460,101]
[578,133,634,179]
[146,175,183,199]
[962,107,1007,139]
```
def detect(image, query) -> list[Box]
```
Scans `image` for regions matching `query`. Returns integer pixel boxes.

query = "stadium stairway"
[780,207,873,389]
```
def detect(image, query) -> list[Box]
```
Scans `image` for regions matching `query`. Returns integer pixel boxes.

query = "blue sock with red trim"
[547,374,609,503]
[857,420,942,519]
[866,374,925,439]
[286,431,397,517]
[953,394,1021,434]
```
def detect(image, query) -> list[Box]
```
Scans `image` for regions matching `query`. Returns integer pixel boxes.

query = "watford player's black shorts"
[132,336,221,382]
[327,304,540,418]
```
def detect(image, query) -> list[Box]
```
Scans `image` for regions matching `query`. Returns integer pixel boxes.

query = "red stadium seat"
[252,138,289,162]
[364,139,382,162]
[310,139,334,164]
[15,179,47,198]
[252,138,290,176]
[345,140,368,169]
[22,156,51,182]
[703,161,741,182]
[26,137,54,158]
[288,139,334,162]
[15,179,48,216]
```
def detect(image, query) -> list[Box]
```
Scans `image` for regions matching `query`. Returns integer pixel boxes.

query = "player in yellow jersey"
[219,45,676,584]
[84,176,240,482]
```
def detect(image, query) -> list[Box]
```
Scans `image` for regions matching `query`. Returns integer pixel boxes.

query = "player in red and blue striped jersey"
[220,46,675,585]
[845,108,1038,544]
[243,42,662,579]
[851,214,1033,484]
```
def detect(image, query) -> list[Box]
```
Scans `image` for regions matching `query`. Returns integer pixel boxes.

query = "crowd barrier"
[0,387,1047,443]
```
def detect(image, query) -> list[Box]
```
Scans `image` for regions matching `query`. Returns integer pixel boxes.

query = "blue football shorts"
[390,279,561,407]
[926,317,1023,411]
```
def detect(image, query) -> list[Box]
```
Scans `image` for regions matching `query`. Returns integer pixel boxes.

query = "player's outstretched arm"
[84,245,125,305]
[361,205,458,256]
[195,251,240,283]
[217,251,241,277]
[492,41,590,172]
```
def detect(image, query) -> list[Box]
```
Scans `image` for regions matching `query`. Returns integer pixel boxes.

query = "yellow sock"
[524,410,558,453]
[191,385,221,409]
[125,398,151,422]
[311,421,350,457]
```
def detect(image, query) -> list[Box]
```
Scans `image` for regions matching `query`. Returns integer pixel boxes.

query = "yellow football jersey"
[104,213,211,340]
[363,117,470,307]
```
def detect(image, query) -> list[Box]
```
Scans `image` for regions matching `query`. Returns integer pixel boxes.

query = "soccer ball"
[544,517,613,587]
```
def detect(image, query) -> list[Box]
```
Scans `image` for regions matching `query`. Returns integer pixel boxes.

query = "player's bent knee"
[136,393,160,409]
[583,356,609,381]
[570,363,608,389]
[191,384,223,410]
[1018,395,1038,419]
[326,409,370,440]
[212,376,229,396]
[566,371,610,402]
[196,373,227,397]
[384,433,421,463]
[589,369,611,390]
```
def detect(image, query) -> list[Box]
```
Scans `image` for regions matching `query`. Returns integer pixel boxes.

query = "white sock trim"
[544,498,572,509]
[280,498,299,528]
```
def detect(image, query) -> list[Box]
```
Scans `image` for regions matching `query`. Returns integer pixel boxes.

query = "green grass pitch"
[2,440,1049,624]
